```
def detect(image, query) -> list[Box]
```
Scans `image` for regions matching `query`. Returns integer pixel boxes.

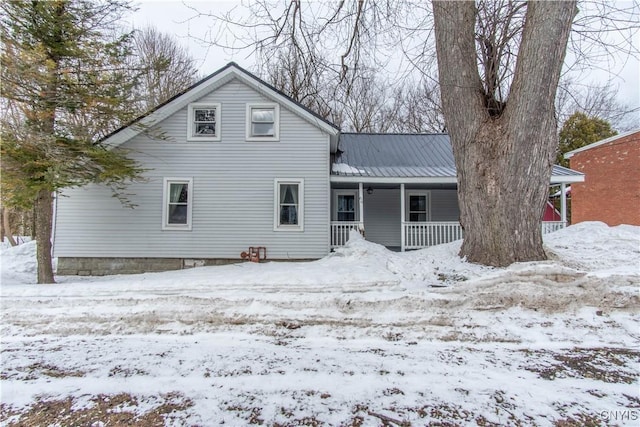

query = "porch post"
[400,183,405,252]
[358,182,364,231]
[560,183,567,226]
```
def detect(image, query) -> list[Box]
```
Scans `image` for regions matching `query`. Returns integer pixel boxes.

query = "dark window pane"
[280,205,298,225]
[281,184,298,204]
[195,109,216,122]
[168,205,188,224]
[196,123,216,135]
[410,196,426,211]
[338,195,355,212]
[338,212,355,221]
[409,212,427,222]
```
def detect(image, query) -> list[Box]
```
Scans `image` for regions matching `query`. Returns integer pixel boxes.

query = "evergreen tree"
[556,111,617,167]
[1,0,145,283]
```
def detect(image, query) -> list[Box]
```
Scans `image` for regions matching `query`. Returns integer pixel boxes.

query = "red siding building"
[565,130,640,226]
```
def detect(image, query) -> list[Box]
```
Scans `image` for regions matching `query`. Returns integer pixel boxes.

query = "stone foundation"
[57,257,243,276]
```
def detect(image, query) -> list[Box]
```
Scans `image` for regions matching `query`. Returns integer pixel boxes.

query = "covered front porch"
[329,133,583,251]
[330,181,572,252]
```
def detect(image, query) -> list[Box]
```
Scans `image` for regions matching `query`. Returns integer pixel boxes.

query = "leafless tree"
[386,79,446,133]
[557,77,636,131]
[132,26,200,112]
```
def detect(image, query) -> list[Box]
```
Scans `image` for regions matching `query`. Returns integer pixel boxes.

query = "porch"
[331,219,568,250]
[329,182,570,251]
[329,133,582,252]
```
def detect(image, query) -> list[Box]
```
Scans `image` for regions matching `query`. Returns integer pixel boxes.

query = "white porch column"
[400,183,405,252]
[358,182,364,231]
[560,183,567,226]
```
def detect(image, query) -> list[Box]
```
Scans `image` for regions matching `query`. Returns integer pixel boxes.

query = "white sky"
[126,0,640,123]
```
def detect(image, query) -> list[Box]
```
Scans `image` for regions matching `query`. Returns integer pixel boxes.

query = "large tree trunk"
[433,0,576,266]
[35,189,55,283]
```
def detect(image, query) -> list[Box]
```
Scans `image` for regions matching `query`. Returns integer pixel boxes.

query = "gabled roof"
[564,129,640,159]
[102,62,340,149]
[332,133,584,184]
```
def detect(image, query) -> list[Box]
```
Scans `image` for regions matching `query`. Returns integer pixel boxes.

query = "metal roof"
[334,133,456,178]
[333,133,584,183]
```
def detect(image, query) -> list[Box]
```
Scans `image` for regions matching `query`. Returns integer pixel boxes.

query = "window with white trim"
[247,103,279,140]
[274,179,304,231]
[163,178,193,230]
[187,103,221,141]
[407,192,430,222]
[334,190,358,221]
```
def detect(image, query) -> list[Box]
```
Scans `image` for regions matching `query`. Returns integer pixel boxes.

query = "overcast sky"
[127,0,639,124]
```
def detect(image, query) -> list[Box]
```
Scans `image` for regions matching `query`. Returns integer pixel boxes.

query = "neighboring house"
[542,201,562,222]
[564,129,640,226]
[53,63,584,275]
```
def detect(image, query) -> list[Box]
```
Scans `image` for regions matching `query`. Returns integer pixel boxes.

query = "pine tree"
[556,111,617,167]
[1,0,145,283]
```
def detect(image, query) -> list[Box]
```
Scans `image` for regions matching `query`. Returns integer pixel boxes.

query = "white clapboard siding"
[54,79,330,259]
[430,189,460,221]
[363,189,401,247]
[357,188,459,247]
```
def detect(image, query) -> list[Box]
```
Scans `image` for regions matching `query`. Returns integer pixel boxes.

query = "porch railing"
[404,221,464,250]
[330,221,364,248]
[331,221,567,250]
[541,221,566,234]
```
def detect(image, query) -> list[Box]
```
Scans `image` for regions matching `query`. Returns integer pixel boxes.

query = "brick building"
[564,129,640,226]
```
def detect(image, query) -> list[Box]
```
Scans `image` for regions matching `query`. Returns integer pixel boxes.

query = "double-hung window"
[187,103,221,141]
[334,190,357,221]
[247,103,279,141]
[408,192,430,222]
[274,179,304,231]
[163,178,193,230]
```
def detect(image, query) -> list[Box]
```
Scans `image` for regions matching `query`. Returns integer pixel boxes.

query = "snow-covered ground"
[1,222,639,426]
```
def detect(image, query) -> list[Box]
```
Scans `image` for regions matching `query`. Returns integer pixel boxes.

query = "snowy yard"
[1,222,639,426]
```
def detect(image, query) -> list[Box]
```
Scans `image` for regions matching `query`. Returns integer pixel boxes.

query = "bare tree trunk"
[35,189,55,283]
[433,0,576,266]
[2,207,18,246]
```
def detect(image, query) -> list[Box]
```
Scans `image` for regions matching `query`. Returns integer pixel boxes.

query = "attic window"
[187,103,221,141]
[247,103,279,141]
